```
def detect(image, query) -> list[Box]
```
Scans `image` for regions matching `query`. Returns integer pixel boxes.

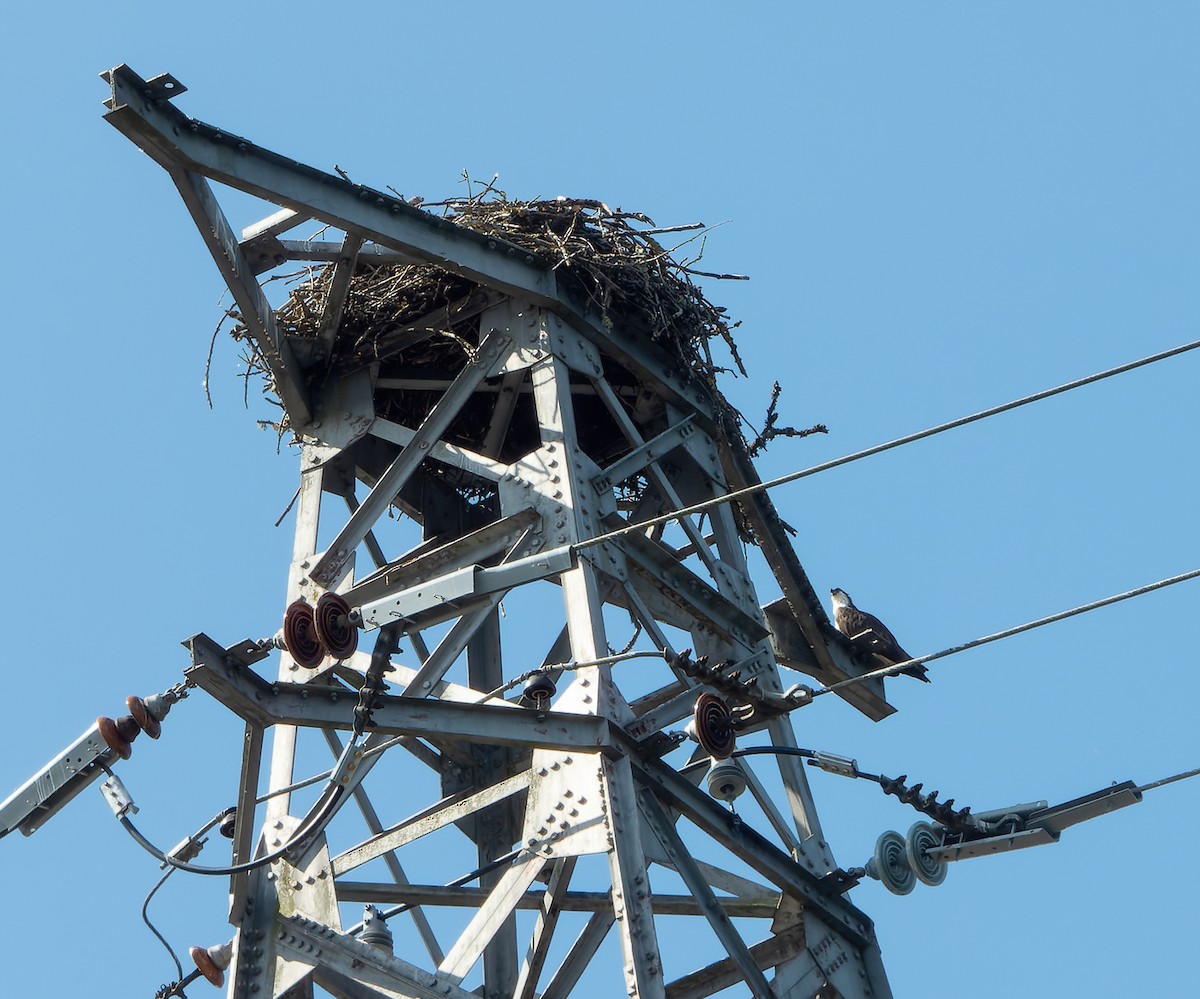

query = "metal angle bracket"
[1026,780,1143,835]
[302,368,377,459]
[357,547,576,631]
[185,632,272,671]
[184,644,615,752]
[493,307,604,379]
[499,445,611,571]
[928,780,1145,863]
[929,827,1059,862]
[590,415,697,494]
[100,67,186,109]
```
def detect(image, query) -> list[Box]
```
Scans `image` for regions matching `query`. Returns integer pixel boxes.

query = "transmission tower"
[4,64,1168,999]
[85,63,911,999]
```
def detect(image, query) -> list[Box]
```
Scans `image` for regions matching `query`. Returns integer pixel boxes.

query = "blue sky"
[1,4,1197,997]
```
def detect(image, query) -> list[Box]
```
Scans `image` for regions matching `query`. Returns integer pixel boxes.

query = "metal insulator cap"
[359,905,394,955]
[705,760,747,803]
[522,672,557,709]
[218,807,237,839]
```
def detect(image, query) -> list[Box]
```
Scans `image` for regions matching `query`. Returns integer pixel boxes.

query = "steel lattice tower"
[99,64,904,999]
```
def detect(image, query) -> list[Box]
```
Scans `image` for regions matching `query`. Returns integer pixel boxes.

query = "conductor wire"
[480,649,664,703]
[573,336,1200,552]
[813,568,1200,696]
[117,733,362,876]
[142,868,183,981]
[1136,767,1200,794]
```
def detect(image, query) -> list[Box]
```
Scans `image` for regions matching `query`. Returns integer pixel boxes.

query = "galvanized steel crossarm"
[342,509,539,610]
[183,652,613,753]
[101,66,556,304]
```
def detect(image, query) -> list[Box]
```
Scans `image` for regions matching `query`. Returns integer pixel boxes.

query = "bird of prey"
[830,588,930,682]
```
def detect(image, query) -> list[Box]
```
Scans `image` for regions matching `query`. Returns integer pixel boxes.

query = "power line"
[813,567,1200,696]
[142,868,183,982]
[481,649,664,703]
[116,733,364,876]
[1136,767,1200,794]
[576,336,1200,552]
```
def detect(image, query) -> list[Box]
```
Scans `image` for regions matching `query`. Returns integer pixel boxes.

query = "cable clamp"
[162,833,208,869]
[812,751,859,778]
[100,773,139,820]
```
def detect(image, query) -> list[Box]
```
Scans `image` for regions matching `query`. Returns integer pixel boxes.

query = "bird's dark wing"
[834,604,869,640]
[838,605,902,654]
[838,605,930,682]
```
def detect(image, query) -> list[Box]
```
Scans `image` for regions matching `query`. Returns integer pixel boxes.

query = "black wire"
[114,729,367,876]
[140,804,238,980]
[573,335,1200,554]
[1134,766,1200,794]
[156,968,203,999]
[141,867,183,981]
[376,848,522,923]
[682,745,882,781]
[119,781,346,876]
[730,746,818,764]
[681,744,818,775]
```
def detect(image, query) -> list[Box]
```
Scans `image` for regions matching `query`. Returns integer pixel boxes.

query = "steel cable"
[813,568,1200,696]
[573,336,1200,552]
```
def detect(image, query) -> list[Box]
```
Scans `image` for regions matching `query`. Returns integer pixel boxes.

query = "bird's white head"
[829,587,853,612]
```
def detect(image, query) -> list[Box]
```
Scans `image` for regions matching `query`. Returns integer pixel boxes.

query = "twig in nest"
[607,614,643,657]
[461,170,502,205]
[638,222,706,236]
[204,307,238,409]
[274,483,302,528]
[682,268,749,280]
[747,382,828,456]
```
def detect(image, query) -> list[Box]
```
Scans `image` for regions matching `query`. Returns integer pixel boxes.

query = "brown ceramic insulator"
[189,945,226,987]
[283,599,324,668]
[313,592,358,661]
[97,716,132,761]
[126,695,162,739]
[117,715,141,744]
[692,692,736,760]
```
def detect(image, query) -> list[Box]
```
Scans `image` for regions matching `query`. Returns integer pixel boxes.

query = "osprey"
[830,588,930,682]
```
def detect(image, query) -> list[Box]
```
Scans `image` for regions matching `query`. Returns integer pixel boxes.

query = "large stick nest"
[226,187,822,544]
[233,190,747,413]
